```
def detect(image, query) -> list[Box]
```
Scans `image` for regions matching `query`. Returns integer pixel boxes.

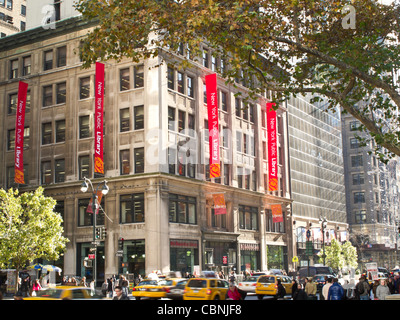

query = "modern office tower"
[287,94,348,268]
[342,113,399,269]
[0,0,26,37]
[0,15,292,284]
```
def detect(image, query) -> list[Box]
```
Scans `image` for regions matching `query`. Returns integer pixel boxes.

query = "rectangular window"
[79,155,90,180]
[79,77,90,99]
[224,164,230,186]
[79,115,90,139]
[21,4,26,15]
[42,122,52,145]
[235,98,241,117]
[236,131,242,152]
[167,67,175,90]
[6,0,12,9]
[168,107,176,131]
[178,110,185,133]
[188,114,195,136]
[120,149,130,175]
[44,50,53,71]
[55,120,66,143]
[120,68,130,91]
[55,159,65,183]
[354,192,365,204]
[56,82,66,104]
[249,104,255,123]
[168,147,176,174]
[22,56,31,76]
[134,147,144,173]
[134,65,144,88]
[169,194,196,224]
[78,198,104,227]
[23,127,29,148]
[355,210,367,223]
[120,108,130,132]
[352,173,364,185]
[43,85,53,107]
[351,155,363,167]
[221,91,227,112]
[350,138,359,149]
[8,93,17,114]
[41,161,52,184]
[7,129,15,150]
[120,193,145,223]
[57,46,67,67]
[239,205,258,230]
[202,49,209,68]
[187,75,194,98]
[177,72,184,94]
[10,59,18,79]
[134,105,144,130]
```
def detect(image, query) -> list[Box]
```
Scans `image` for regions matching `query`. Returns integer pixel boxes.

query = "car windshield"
[245,277,258,282]
[188,280,207,288]
[176,280,188,288]
[35,288,63,298]
[258,276,275,284]
[138,280,158,286]
[313,276,325,281]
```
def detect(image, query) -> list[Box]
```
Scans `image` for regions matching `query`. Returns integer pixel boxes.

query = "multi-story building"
[287,94,348,269]
[0,0,26,38]
[0,16,293,285]
[342,113,399,269]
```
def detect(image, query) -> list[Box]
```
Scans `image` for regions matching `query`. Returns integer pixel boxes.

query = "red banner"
[213,193,226,215]
[267,103,278,191]
[14,81,28,184]
[205,73,220,178]
[87,191,103,215]
[271,204,283,223]
[94,62,105,174]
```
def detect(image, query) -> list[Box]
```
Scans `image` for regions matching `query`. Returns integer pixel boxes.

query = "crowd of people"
[290,274,400,300]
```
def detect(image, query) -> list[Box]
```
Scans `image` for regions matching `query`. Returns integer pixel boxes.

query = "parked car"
[312,274,334,293]
[165,279,188,300]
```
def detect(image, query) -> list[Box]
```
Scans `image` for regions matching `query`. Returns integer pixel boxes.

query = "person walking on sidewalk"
[327,278,344,300]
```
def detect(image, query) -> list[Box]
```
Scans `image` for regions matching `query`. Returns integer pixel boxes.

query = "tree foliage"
[318,239,358,271]
[75,0,400,160]
[0,187,68,292]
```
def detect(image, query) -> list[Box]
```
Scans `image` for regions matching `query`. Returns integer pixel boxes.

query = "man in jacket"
[113,285,130,300]
[327,278,344,300]
[356,275,370,300]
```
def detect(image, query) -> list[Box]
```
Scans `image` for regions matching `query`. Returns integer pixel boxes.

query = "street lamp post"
[319,217,328,266]
[80,177,109,288]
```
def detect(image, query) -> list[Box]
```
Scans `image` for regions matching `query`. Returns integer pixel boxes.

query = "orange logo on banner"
[210,163,220,178]
[269,178,278,191]
[95,158,104,175]
[213,193,226,215]
[271,204,283,223]
[15,169,25,184]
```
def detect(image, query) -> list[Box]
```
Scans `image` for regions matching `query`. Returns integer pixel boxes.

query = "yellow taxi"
[255,275,292,299]
[131,278,183,300]
[183,278,230,300]
[23,286,103,300]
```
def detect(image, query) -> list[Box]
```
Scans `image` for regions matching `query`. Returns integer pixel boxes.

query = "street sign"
[222,256,228,265]
[88,254,95,260]
[292,256,299,263]
[306,241,313,256]
[116,253,123,257]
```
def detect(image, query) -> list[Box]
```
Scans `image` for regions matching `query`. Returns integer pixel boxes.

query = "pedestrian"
[229,271,236,284]
[371,280,379,300]
[387,277,396,294]
[79,276,87,287]
[113,285,130,300]
[20,276,30,297]
[355,275,370,300]
[327,278,344,300]
[293,283,308,300]
[107,278,113,298]
[322,277,333,300]
[120,275,129,296]
[225,283,243,300]
[101,279,108,297]
[376,279,391,300]
[275,279,286,300]
[305,277,317,300]
[291,279,298,299]
[32,279,42,296]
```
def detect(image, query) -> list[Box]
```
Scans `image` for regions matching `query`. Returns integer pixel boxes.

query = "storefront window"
[170,240,199,275]
[120,240,145,277]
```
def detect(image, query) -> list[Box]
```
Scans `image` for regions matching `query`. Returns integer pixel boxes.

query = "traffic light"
[100,227,107,239]
[118,237,124,251]
[95,227,101,240]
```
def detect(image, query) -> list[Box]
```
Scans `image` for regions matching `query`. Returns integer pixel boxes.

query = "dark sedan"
[165,279,188,300]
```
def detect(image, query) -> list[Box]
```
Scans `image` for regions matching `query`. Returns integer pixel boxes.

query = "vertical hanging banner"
[87,191,103,215]
[94,62,105,174]
[267,102,278,191]
[205,73,220,178]
[213,193,226,215]
[271,204,283,223]
[14,81,28,184]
